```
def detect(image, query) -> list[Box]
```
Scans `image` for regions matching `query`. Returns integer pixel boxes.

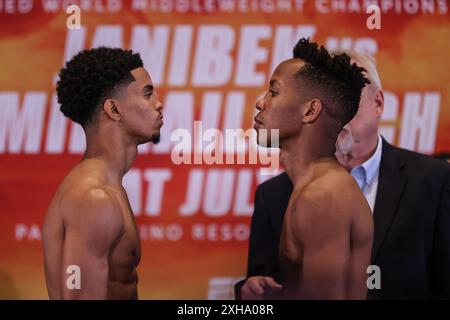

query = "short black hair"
[293,38,370,126]
[57,47,143,127]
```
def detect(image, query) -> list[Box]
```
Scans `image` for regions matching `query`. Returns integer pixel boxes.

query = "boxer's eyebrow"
[270,79,281,88]
[142,84,153,93]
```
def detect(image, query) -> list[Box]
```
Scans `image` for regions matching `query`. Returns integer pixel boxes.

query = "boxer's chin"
[151,134,161,145]
[256,134,271,148]
[138,133,160,145]
[256,128,276,148]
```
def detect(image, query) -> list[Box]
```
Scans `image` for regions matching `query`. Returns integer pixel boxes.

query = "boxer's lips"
[157,114,163,126]
[254,117,263,130]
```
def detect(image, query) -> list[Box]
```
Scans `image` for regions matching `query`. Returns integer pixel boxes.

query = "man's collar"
[355,134,383,185]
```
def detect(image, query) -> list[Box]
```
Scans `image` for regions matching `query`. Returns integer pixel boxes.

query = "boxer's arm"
[61,189,123,300]
[293,190,350,299]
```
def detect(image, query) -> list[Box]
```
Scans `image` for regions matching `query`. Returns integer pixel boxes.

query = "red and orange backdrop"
[0,0,449,299]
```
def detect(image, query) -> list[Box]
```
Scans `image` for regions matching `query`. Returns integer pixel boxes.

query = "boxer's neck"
[83,124,137,185]
[280,131,336,187]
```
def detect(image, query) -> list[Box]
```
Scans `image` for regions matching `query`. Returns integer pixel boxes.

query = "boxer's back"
[43,161,141,299]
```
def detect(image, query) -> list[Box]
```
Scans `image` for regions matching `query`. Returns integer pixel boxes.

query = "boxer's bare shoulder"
[280,164,373,299]
[43,167,123,298]
[43,162,140,299]
[290,172,354,245]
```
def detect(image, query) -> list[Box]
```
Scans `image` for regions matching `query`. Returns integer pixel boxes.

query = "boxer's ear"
[103,99,121,122]
[301,99,323,124]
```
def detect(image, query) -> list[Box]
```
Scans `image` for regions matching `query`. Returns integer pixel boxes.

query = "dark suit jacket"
[235,139,450,299]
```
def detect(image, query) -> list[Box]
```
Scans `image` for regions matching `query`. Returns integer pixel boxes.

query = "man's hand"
[241,276,283,300]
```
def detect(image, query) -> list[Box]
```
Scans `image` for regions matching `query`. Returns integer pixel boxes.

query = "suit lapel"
[372,139,407,263]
